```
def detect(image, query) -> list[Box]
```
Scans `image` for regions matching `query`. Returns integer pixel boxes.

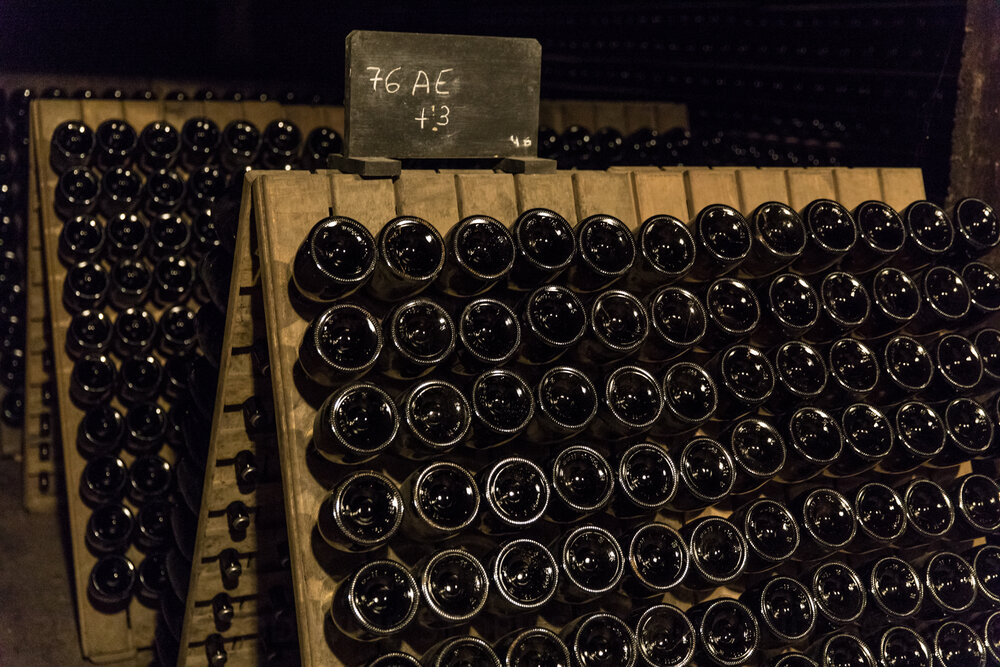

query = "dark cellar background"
[0,0,967,202]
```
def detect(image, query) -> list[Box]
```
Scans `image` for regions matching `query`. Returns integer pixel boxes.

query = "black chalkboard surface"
[344,30,541,160]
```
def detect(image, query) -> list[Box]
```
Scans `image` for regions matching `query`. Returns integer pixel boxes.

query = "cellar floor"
[0,458,120,666]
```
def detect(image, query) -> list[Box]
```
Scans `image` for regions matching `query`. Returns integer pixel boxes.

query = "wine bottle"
[312,383,397,464]
[186,168,227,218]
[63,262,108,314]
[415,549,489,628]
[508,208,576,291]
[910,266,972,335]
[964,262,1000,324]
[754,273,820,347]
[518,285,587,365]
[575,290,649,365]
[88,554,136,609]
[547,444,614,523]
[688,204,752,281]
[561,613,637,667]
[58,214,104,265]
[898,478,955,547]
[808,634,876,667]
[302,127,342,170]
[137,121,180,172]
[851,482,907,553]
[422,636,501,667]
[952,197,1000,259]
[179,117,220,170]
[117,354,162,405]
[930,621,988,667]
[700,278,761,350]
[881,401,946,473]
[70,353,117,407]
[50,120,95,173]
[136,552,170,604]
[862,267,921,337]
[108,259,152,310]
[135,500,172,552]
[778,407,844,483]
[552,524,624,604]
[316,470,403,551]
[142,169,186,218]
[77,405,124,456]
[330,559,419,640]
[478,457,549,535]
[655,361,717,436]
[395,380,470,459]
[366,652,420,667]
[669,437,735,511]
[98,166,142,218]
[725,418,786,495]
[842,200,906,274]
[436,214,515,296]
[966,544,1000,612]
[80,454,128,506]
[865,626,931,667]
[929,334,984,398]
[66,309,113,359]
[466,369,534,449]
[566,213,636,292]
[830,404,893,477]
[681,516,748,589]
[877,335,934,405]
[260,119,301,169]
[975,328,1000,384]
[367,216,445,302]
[85,503,135,553]
[488,538,558,613]
[950,474,1000,540]
[982,614,999,666]
[106,213,147,261]
[767,654,817,667]
[297,303,382,386]
[827,337,880,403]
[529,366,598,442]
[627,214,696,291]
[453,298,521,373]
[158,305,197,357]
[291,215,377,303]
[808,561,867,636]
[708,344,775,419]
[146,214,190,260]
[94,119,137,170]
[219,120,261,172]
[113,307,157,358]
[935,397,994,465]
[629,603,695,667]
[899,200,954,271]
[593,365,663,439]
[742,201,807,277]
[622,523,689,599]
[792,488,857,560]
[376,298,455,380]
[742,576,816,648]
[494,628,571,667]
[793,199,858,275]
[127,455,173,505]
[809,271,870,343]
[640,286,706,363]
[729,498,799,572]
[399,461,479,540]
[860,555,924,624]
[687,599,759,667]
[920,551,979,619]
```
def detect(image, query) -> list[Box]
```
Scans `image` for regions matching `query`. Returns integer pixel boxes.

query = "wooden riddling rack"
[538,99,688,133]
[247,163,950,667]
[30,98,342,663]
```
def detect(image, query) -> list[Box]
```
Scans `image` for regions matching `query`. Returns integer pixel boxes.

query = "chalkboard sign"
[344,30,541,160]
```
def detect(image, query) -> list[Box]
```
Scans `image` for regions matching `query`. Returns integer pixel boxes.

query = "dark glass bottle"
[975,329,1000,384]
[793,488,857,560]
[437,214,515,296]
[963,262,1000,323]
[557,125,594,169]
[793,199,858,275]
[136,552,170,604]
[368,216,445,302]
[688,204,752,281]
[106,213,147,261]
[655,362,717,436]
[809,271,870,343]
[330,559,419,640]
[135,500,172,552]
[983,613,999,667]
[628,214,696,291]
[108,259,152,310]
[127,455,173,505]
[423,637,501,667]
[317,470,403,552]
[415,549,489,628]
[98,166,143,218]
[159,306,197,357]
[395,380,470,459]
[755,273,820,346]
[366,652,420,667]
[687,599,759,667]
[809,634,876,667]
[189,211,221,262]
[709,344,775,419]
[576,290,648,365]
[260,119,301,169]
[768,654,817,667]
[936,397,994,465]
[966,545,1000,611]
[467,369,534,449]
[186,168,227,218]
[146,214,190,260]
[614,443,678,519]
[630,603,695,667]
[508,208,576,290]
[302,127,342,170]
[70,353,117,407]
[561,613,637,667]
[488,538,558,613]
[143,170,186,218]
[454,298,520,373]
[669,438,735,512]
[878,335,934,405]
[827,337,880,402]
[88,554,136,609]
[861,556,924,624]
[778,407,844,483]
[730,498,799,573]
[863,267,921,338]
[66,309,113,359]
[85,503,135,554]
[80,455,128,505]
[547,444,614,523]
[951,474,1000,540]
[830,403,893,477]
[478,457,549,534]
[554,525,624,603]
[117,354,162,405]
[725,418,786,495]
[567,214,636,292]
[179,117,220,170]
[930,334,984,398]
[623,524,689,599]
[953,198,1000,259]
[910,266,972,335]
[377,298,454,380]
[518,285,587,365]
[681,516,747,589]
[808,561,867,636]
[312,382,398,464]
[58,214,104,265]
[743,201,807,277]
[63,261,108,314]
[842,200,906,274]
[400,461,479,540]
[881,401,946,473]
[298,303,381,386]
[594,366,663,439]
[137,121,180,172]
[495,628,571,667]
[292,215,377,303]
[591,127,625,168]
[899,478,954,547]
[931,622,988,667]
[50,120,95,173]
[921,552,978,619]
[640,287,706,363]
[866,626,931,667]
[113,307,157,358]
[530,366,598,443]
[852,482,907,553]
[220,120,261,172]
[899,200,954,271]
[743,577,816,648]
[77,405,125,457]
[700,278,761,350]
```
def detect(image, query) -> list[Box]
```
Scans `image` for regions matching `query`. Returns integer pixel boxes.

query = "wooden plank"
[538,100,563,131]
[833,167,883,210]
[785,167,837,211]
[736,168,791,215]
[572,171,640,231]
[453,173,519,224]
[624,103,657,134]
[393,170,460,236]
[328,173,398,237]
[655,102,690,131]
[320,105,347,135]
[513,173,578,225]
[593,102,628,132]
[631,170,690,222]
[559,100,598,131]
[685,168,741,213]
[879,168,927,211]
